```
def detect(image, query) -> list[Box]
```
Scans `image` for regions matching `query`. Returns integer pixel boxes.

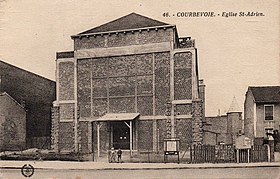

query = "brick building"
[0,92,26,151]
[0,60,56,149]
[204,97,243,145]
[53,13,205,154]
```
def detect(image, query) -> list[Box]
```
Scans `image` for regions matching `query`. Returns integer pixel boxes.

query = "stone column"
[51,106,60,152]
[192,99,203,145]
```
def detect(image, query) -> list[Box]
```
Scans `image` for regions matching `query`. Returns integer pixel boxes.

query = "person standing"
[117,148,122,163]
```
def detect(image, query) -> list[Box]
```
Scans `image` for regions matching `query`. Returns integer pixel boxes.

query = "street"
[1,167,279,179]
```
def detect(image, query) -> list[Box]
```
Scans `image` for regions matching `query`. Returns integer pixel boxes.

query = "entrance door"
[112,122,130,149]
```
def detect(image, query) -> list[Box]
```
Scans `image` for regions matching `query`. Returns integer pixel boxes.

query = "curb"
[1,163,280,171]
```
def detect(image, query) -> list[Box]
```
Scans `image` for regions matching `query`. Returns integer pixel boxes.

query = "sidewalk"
[1,160,280,170]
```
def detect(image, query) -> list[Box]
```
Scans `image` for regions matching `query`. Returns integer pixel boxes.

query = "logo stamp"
[21,164,34,177]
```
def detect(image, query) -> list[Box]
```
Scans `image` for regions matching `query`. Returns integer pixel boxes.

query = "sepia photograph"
[0,0,279,178]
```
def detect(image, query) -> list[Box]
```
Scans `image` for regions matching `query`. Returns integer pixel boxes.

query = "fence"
[0,141,271,163]
[190,144,269,163]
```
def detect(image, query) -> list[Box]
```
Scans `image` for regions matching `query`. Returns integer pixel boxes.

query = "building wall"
[255,103,280,138]
[244,89,255,139]
[55,25,202,152]
[227,112,242,142]
[0,94,26,151]
[0,61,56,145]
[76,52,172,118]
[74,28,174,50]
[204,115,228,145]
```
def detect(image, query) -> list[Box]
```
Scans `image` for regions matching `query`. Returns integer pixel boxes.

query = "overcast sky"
[0,0,279,116]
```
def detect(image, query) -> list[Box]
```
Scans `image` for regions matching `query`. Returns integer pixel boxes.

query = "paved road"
[1,167,279,179]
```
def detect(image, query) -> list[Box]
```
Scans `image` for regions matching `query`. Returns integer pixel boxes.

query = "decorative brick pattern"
[79,102,91,118]
[174,52,192,100]
[138,29,172,45]
[92,99,107,117]
[109,77,135,96]
[137,120,153,150]
[109,97,135,113]
[74,35,106,50]
[51,106,60,151]
[192,100,203,144]
[155,52,170,115]
[176,118,192,149]
[77,59,91,103]
[137,76,153,95]
[136,54,153,75]
[59,103,74,120]
[92,58,108,77]
[59,122,75,151]
[137,96,153,116]
[59,62,74,100]
[74,29,173,50]
[107,33,138,48]
[78,121,89,153]
[176,104,192,115]
[157,119,167,150]
[108,56,136,76]
[92,79,107,97]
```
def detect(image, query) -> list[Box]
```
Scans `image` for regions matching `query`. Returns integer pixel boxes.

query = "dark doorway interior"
[112,121,130,149]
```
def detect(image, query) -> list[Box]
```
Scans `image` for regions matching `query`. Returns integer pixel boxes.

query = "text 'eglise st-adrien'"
[163,11,265,18]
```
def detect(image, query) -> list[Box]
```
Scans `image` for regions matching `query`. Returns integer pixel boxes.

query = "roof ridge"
[77,12,170,35]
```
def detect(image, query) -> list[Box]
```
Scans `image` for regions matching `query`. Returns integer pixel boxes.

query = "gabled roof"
[249,86,280,103]
[78,13,170,35]
[0,92,26,110]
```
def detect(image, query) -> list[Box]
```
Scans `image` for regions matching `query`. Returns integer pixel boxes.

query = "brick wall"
[74,29,173,50]
[0,94,26,151]
[155,52,170,115]
[78,121,89,152]
[192,100,203,144]
[77,53,169,117]
[59,122,74,151]
[59,62,74,100]
[176,118,192,149]
[174,52,192,100]
[137,120,153,150]
[157,119,167,150]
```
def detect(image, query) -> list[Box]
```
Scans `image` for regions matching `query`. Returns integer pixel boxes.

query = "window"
[264,105,274,120]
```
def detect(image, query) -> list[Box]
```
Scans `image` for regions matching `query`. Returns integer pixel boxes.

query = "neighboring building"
[244,86,280,144]
[0,60,56,149]
[204,97,243,145]
[0,92,26,151]
[53,13,205,154]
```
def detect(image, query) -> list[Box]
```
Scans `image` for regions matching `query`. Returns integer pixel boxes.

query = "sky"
[0,0,279,116]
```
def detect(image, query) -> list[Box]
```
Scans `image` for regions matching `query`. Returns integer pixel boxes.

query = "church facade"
[52,13,205,154]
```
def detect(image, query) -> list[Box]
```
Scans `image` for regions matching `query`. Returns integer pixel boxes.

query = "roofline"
[0,92,26,110]
[247,86,280,103]
[0,60,55,83]
[71,24,176,39]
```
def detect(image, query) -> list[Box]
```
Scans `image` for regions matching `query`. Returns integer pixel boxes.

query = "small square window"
[264,105,273,120]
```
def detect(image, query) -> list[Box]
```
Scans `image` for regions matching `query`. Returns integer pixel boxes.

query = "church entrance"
[111,121,130,149]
